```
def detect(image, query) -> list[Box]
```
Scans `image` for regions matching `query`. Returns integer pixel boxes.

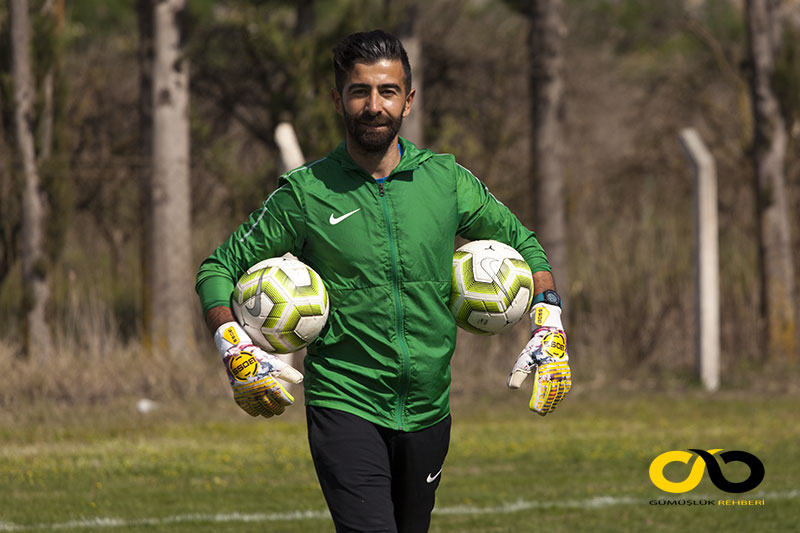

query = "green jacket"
[196,138,550,431]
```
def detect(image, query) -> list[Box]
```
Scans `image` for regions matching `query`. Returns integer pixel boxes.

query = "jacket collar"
[329,137,435,178]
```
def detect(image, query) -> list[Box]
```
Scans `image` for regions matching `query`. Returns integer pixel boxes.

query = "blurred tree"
[10,0,50,357]
[295,0,315,36]
[137,0,154,349]
[560,0,741,380]
[37,0,57,162]
[388,0,424,147]
[150,0,194,355]
[522,0,568,303]
[36,0,70,271]
[275,0,312,173]
[0,0,793,391]
[0,8,22,289]
[187,0,385,219]
[745,0,797,361]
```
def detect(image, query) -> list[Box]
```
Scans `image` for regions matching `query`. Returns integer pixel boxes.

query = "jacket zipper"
[378,181,411,430]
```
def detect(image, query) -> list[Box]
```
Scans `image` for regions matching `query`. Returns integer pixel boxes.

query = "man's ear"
[331,88,344,116]
[402,88,416,118]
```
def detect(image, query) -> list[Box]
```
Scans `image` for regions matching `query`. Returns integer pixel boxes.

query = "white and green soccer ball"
[232,257,329,353]
[449,240,534,335]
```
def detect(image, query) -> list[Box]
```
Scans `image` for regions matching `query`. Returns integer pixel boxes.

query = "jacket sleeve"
[454,162,551,274]
[195,181,307,317]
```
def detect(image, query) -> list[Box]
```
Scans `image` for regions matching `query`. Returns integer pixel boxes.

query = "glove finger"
[235,380,294,419]
[267,377,296,406]
[234,386,270,416]
[530,378,553,415]
[256,405,275,419]
[530,372,558,415]
[254,399,276,418]
[258,393,286,416]
[237,376,295,403]
[234,395,261,417]
[547,381,567,414]
[241,392,274,418]
[530,366,571,415]
[237,388,280,418]
[552,380,570,411]
[558,378,570,401]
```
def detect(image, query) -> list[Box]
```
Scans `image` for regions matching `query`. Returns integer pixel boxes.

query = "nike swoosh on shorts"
[426,467,443,483]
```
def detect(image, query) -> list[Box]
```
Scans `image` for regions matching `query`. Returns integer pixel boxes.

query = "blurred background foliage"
[0,0,798,408]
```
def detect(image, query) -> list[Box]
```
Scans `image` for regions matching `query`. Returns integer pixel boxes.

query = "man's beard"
[343,110,403,153]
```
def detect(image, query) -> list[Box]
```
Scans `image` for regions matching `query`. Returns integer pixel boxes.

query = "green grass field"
[1,390,798,532]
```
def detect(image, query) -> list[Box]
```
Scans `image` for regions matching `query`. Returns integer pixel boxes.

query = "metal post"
[679,128,720,392]
[274,121,307,393]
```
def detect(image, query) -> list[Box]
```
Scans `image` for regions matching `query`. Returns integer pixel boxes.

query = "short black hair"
[332,29,412,94]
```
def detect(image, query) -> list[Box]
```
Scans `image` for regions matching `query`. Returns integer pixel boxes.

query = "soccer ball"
[232,257,329,353]
[449,240,534,335]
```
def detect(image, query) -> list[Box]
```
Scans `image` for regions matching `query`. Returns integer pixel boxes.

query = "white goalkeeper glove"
[507,303,571,416]
[214,321,303,418]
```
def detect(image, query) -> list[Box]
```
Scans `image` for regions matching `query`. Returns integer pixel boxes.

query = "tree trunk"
[10,0,50,357]
[395,3,424,147]
[746,0,797,361]
[151,0,193,356]
[294,0,315,37]
[137,0,155,351]
[37,1,56,162]
[528,0,568,306]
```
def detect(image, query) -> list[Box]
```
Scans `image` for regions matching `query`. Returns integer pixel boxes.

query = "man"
[196,29,571,533]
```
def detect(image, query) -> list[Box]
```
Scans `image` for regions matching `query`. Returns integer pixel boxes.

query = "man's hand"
[214,321,303,418]
[507,303,571,416]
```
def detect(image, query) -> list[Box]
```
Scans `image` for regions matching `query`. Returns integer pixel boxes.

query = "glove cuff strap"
[214,321,252,356]
[530,303,563,330]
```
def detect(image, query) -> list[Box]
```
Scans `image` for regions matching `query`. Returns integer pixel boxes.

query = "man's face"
[332,59,415,153]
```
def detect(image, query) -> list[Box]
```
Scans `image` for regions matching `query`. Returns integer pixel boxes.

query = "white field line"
[1,489,797,531]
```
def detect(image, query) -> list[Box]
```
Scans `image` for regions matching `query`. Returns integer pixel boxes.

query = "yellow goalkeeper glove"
[215,321,303,418]
[507,303,571,416]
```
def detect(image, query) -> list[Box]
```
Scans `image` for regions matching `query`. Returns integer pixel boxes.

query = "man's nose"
[367,90,381,114]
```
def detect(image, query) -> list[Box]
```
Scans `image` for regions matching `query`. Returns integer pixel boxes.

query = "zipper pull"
[378,181,385,196]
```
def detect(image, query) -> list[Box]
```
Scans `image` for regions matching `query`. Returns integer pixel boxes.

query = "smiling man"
[196,29,570,532]
[336,60,409,153]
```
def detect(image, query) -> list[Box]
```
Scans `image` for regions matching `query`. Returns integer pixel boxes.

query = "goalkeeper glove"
[507,303,571,416]
[214,321,303,418]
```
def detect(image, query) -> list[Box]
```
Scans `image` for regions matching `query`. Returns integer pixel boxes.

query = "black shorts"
[306,406,451,533]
